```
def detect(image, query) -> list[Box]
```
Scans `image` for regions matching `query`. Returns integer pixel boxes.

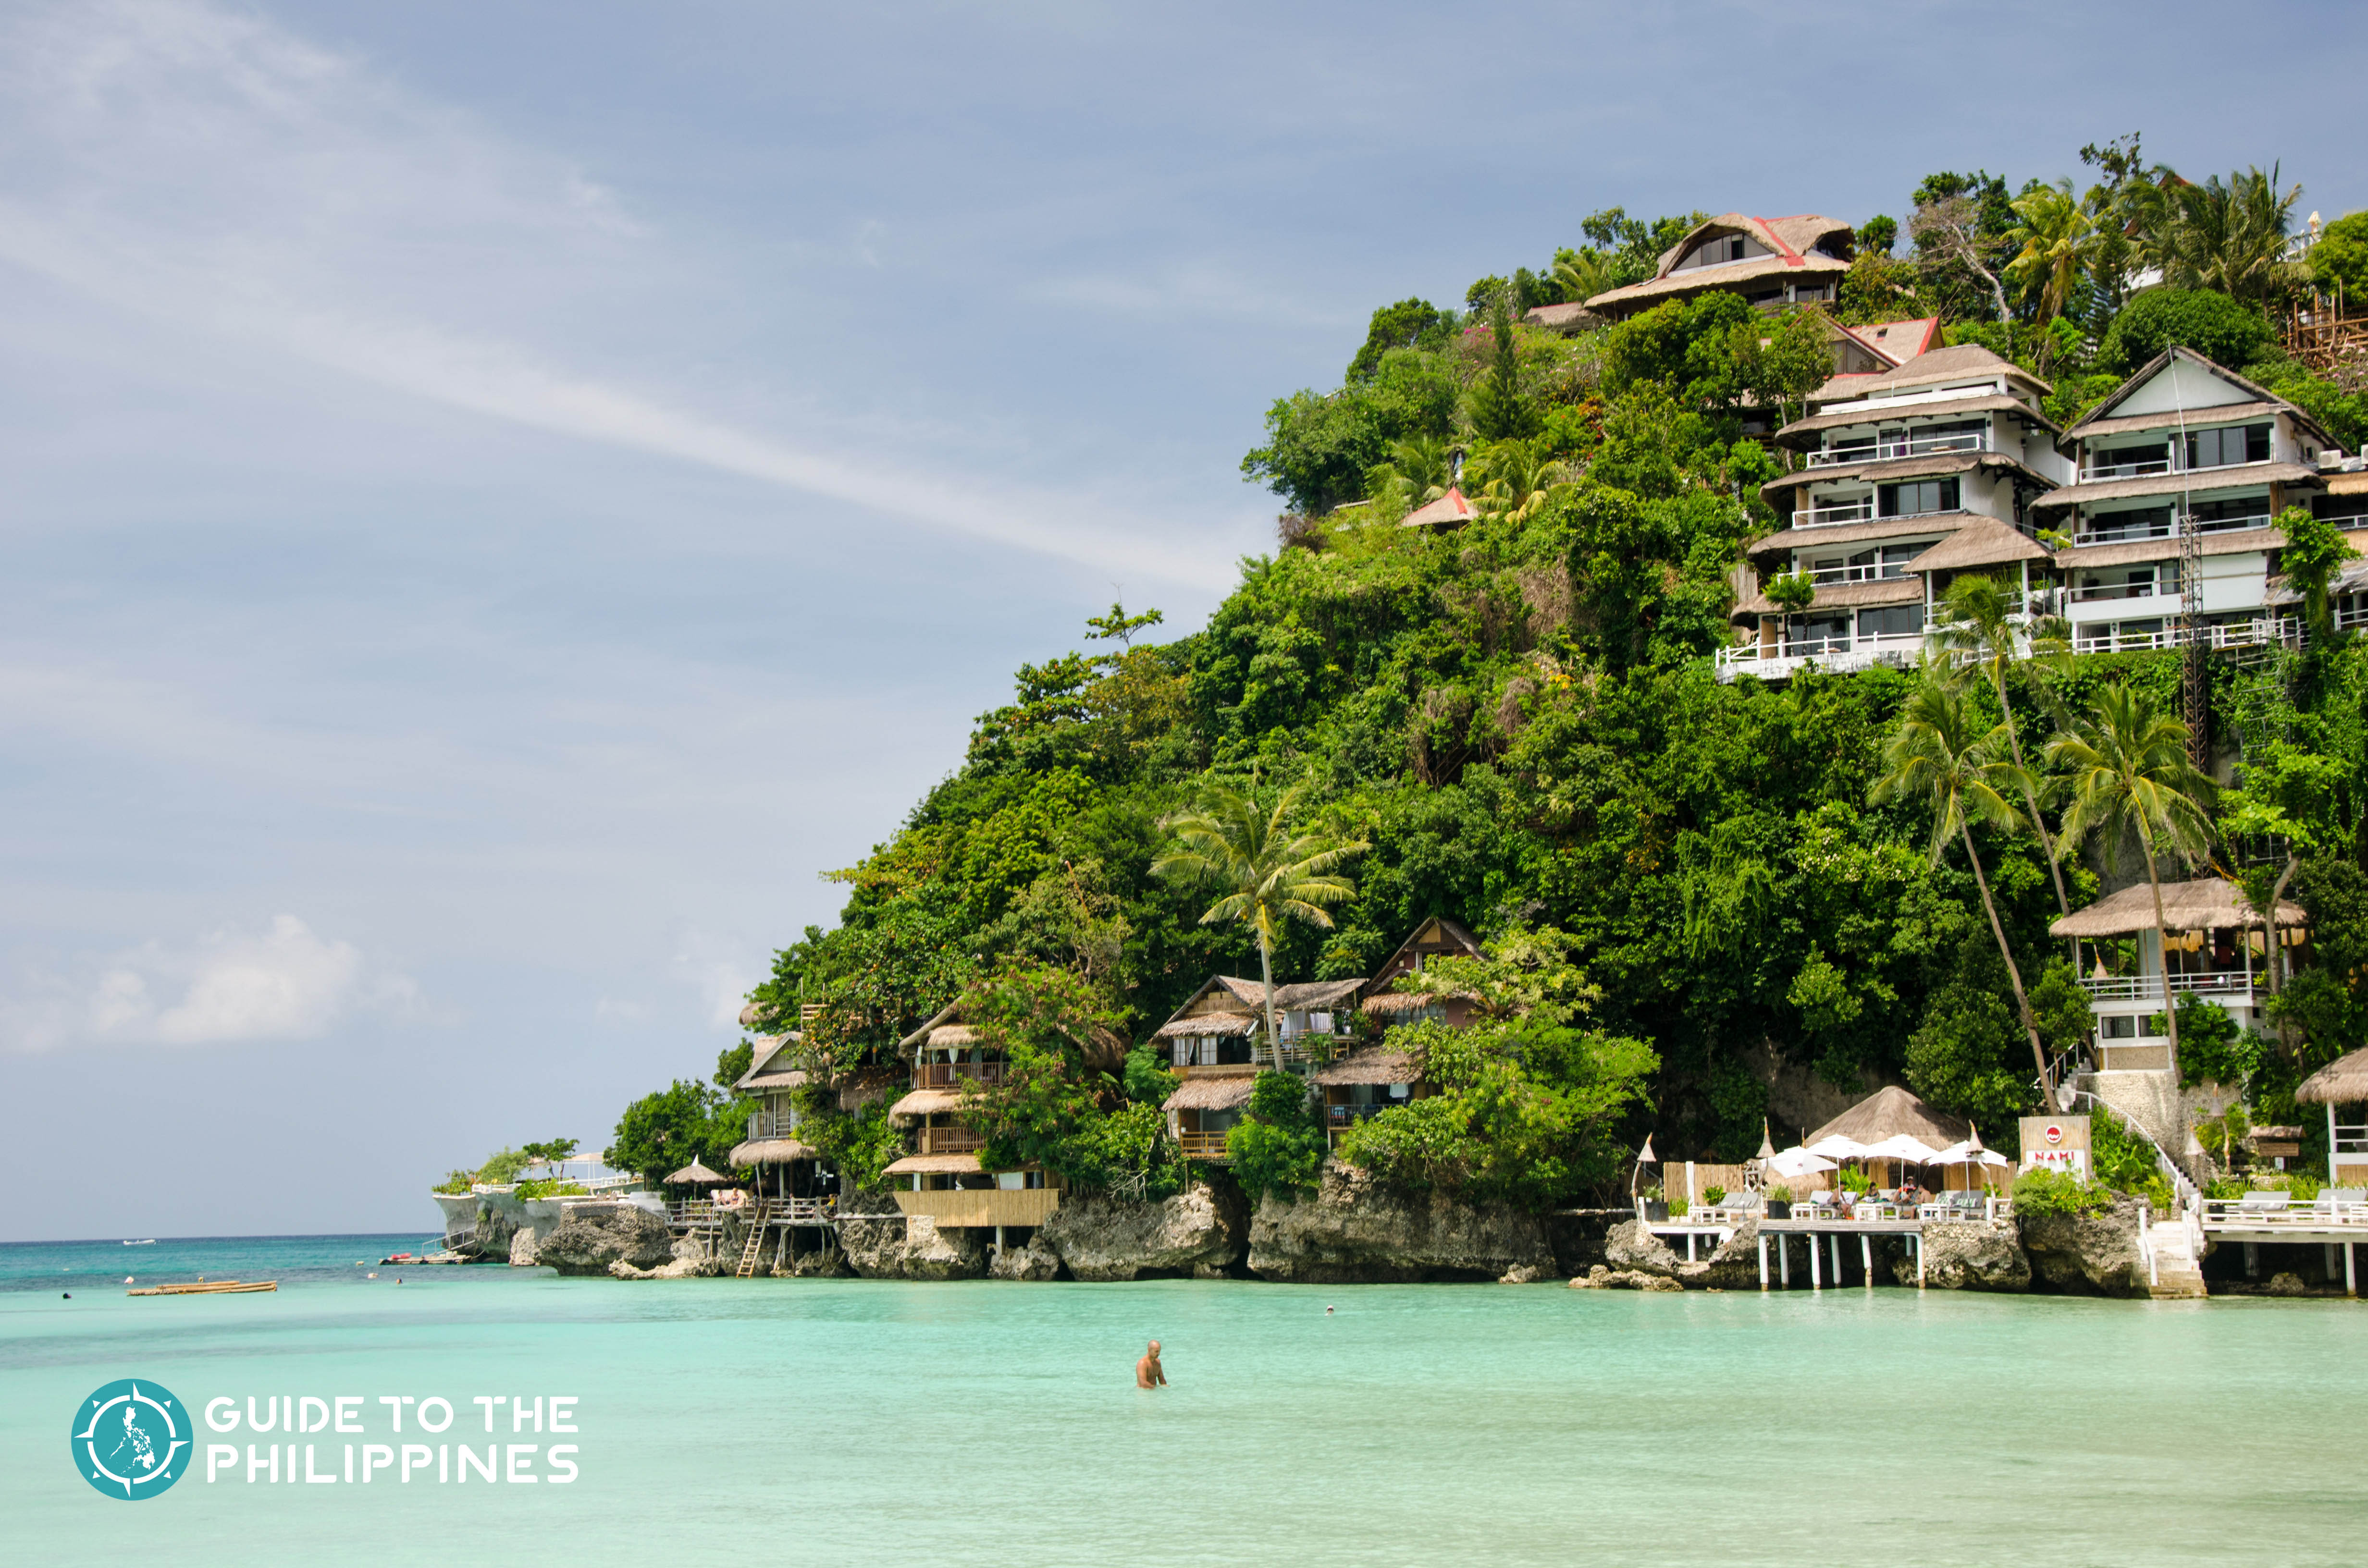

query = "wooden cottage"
[1311,1046,1432,1148]
[1150,973,1364,1159]
[1357,915,1484,1029]
[725,1032,837,1269]
[2049,877,2308,1073]
[884,1001,1061,1238]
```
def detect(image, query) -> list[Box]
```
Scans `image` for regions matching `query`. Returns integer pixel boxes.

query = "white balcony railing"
[2069,618,2298,655]
[1807,431,1990,467]
[1804,563,1914,586]
[2078,971,2257,1003]
[2068,578,2174,604]
[1715,628,1929,674]
[2081,457,2173,481]
[1794,499,1875,527]
[2072,513,2271,547]
[746,1111,801,1141]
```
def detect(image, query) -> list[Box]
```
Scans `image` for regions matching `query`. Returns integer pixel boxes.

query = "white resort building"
[1727,344,2072,679]
[2034,348,2335,655]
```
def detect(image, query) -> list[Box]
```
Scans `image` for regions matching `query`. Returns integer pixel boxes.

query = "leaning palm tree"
[2047,684,2218,1076]
[2004,176,2096,333]
[2144,166,2302,308]
[1929,573,2079,967]
[1154,778,1368,1069]
[1871,673,2055,1102]
[1466,438,1571,523]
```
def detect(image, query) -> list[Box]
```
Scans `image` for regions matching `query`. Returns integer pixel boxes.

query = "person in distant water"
[1325,1305,1334,1316]
[1135,1340,1166,1388]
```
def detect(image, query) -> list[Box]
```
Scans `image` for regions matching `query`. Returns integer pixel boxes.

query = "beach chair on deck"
[2322,1188,2367,1222]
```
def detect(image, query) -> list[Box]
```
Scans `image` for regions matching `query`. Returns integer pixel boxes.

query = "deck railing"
[2072,512,2270,546]
[1807,431,1989,467]
[916,1126,986,1155]
[911,1061,1008,1090]
[2069,618,2297,655]
[1794,499,1875,527]
[2078,971,2257,1003]
[1176,1130,1231,1160]
[745,1110,801,1140]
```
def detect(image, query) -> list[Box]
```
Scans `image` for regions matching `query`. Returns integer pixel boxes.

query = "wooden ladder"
[733,1200,776,1278]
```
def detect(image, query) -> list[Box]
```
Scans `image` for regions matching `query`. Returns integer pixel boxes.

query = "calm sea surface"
[7,1231,2367,1567]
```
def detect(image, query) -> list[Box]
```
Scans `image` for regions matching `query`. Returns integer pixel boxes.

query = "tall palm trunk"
[1960,820,2052,1102]
[1257,934,1281,1072]
[1992,666,2078,972]
[2264,854,2298,1052]
[2137,826,2184,1078]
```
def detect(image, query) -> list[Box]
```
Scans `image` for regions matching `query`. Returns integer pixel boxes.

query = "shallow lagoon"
[8,1234,2368,1567]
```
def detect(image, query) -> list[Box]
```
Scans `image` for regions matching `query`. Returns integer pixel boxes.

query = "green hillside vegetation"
[611,138,2368,1210]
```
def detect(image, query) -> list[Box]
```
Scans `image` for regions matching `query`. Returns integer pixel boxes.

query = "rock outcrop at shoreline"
[1247,1165,1554,1283]
[536,1204,676,1277]
[1039,1183,1248,1280]
[841,1211,991,1279]
[2018,1199,2146,1297]
[1601,1218,1768,1290]
[1917,1221,2032,1291]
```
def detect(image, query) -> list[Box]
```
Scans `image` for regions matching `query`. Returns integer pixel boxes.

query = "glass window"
[1878,478,1959,517]
[2186,424,2272,469]
[1857,604,1923,638]
[2316,493,2368,525]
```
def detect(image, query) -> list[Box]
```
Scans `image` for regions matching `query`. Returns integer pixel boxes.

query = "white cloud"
[0,0,1240,592]
[672,929,760,1033]
[0,915,418,1052]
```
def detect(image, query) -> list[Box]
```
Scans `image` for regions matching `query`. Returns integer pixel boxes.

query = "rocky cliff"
[535,1204,677,1277]
[1247,1165,1555,1283]
[1037,1182,1248,1280]
[2018,1198,2146,1297]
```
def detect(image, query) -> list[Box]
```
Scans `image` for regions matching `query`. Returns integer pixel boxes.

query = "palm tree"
[1466,438,1571,523]
[1553,249,1620,307]
[1154,778,1368,1069]
[1871,674,2055,1102]
[2142,166,2303,308]
[1929,573,2079,966]
[2004,176,2096,331]
[2047,685,2218,1076]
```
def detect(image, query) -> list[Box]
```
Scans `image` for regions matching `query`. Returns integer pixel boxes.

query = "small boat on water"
[122,1239,156,1246]
[127,1279,277,1297]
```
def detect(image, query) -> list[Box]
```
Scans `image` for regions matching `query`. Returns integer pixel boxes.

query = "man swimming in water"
[1135,1340,1166,1388]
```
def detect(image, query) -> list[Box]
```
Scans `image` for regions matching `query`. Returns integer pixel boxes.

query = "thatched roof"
[2029,463,2319,511]
[2048,878,2305,937]
[1275,979,1368,1009]
[666,1160,730,1184]
[889,1089,965,1118]
[1746,513,1973,558]
[1831,316,1942,368]
[1524,301,1603,332]
[1363,990,1455,1017]
[1311,1048,1421,1087]
[2297,1047,2368,1106]
[1760,449,2049,497]
[739,1000,774,1029]
[1908,518,2054,573]
[883,1152,984,1175]
[728,1138,816,1165]
[2053,524,2291,570]
[1584,213,1853,313]
[1774,393,2055,448]
[1807,343,2049,406]
[739,1070,808,1093]
[732,1035,798,1091]
[2068,400,2289,443]
[1154,1013,1259,1040]
[926,1024,983,1049]
[1161,1075,1258,1113]
[1733,575,1922,619]
[1806,1086,1970,1150]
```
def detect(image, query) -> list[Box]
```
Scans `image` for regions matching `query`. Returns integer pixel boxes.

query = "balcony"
[745,1110,801,1141]
[1176,1130,1231,1160]
[1794,498,1875,528]
[2068,578,2173,605]
[2069,618,2297,655]
[2078,971,2258,1004]
[2072,513,2270,547]
[1714,627,1929,681]
[1803,562,1914,586]
[911,1060,1007,1090]
[2081,456,2173,481]
[1806,431,1989,468]
[914,1126,986,1156]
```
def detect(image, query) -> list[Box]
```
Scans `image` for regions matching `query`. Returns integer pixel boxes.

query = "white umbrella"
[1862,1134,1943,1165]
[1807,1134,1872,1162]
[1765,1146,1838,1180]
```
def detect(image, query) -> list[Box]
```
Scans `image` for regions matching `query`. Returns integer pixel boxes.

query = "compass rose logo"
[72,1379,190,1500]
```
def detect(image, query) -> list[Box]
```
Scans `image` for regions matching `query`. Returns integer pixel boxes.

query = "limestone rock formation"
[1247,1164,1555,1283]
[507,1229,540,1267]
[1603,1220,1680,1277]
[2018,1198,2146,1297]
[1917,1221,2032,1291]
[611,1237,725,1280]
[1038,1183,1247,1281]
[989,1235,1063,1281]
[840,1213,990,1279]
[1570,1265,1683,1291]
[536,1204,676,1277]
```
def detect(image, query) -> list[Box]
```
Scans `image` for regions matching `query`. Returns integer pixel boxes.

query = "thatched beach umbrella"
[666,1159,731,1185]
[2297,1047,2368,1111]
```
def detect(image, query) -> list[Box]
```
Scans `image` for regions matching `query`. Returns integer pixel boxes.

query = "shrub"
[1227,1071,1327,1200]
[432,1171,474,1196]
[511,1179,589,1201]
[2098,289,2272,374]
[1702,1185,1727,1206]
[2012,1167,2115,1216]
[2089,1105,2161,1192]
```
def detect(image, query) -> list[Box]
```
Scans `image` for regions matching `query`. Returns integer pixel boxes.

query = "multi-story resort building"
[1583,214,1858,320]
[2034,348,2336,653]
[1727,344,2072,679]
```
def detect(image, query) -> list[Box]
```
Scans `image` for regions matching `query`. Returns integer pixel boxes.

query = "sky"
[4,0,2365,1241]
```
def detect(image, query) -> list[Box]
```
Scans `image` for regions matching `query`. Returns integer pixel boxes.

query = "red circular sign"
[2044,1124,2064,1145]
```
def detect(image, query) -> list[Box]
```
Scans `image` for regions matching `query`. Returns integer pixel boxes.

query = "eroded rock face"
[840,1213,990,1280]
[1039,1184,1247,1282]
[1677,1220,1764,1290]
[1571,1265,1683,1291]
[1603,1220,1680,1277]
[536,1204,675,1277]
[990,1235,1063,1281]
[2019,1199,2145,1297]
[1917,1221,2032,1292]
[611,1237,725,1280]
[507,1229,540,1267]
[1247,1164,1555,1283]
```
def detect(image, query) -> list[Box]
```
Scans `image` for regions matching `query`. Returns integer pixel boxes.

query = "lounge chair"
[2237,1191,2291,1214]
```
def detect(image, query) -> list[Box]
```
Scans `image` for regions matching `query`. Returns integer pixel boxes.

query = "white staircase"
[2141,1206,2209,1298]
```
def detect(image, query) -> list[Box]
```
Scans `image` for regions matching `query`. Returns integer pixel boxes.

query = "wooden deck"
[892,1188,1060,1228]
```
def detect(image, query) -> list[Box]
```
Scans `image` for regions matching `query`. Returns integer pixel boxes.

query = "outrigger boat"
[127,1280,277,1296]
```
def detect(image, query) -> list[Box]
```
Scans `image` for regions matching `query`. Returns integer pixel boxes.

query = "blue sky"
[4,0,2364,1240]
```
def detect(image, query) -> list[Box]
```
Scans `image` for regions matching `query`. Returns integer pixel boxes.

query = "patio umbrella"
[1923,1140,2011,1191]
[1764,1146,1838,1181]
[1630,1134,1657,1197]
[666,1160,731,1185]
[1806,1134,1873,1163]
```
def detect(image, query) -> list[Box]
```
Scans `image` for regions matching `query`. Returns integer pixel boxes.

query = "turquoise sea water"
[9,1233,2368,1567]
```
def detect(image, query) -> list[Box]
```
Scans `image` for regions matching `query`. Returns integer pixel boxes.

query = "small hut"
[2296,1048,2368,1187]
[1310,1046,1429,1147]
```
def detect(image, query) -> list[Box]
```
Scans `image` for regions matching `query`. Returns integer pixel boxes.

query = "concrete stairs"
[2142,1216,2209,1298]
